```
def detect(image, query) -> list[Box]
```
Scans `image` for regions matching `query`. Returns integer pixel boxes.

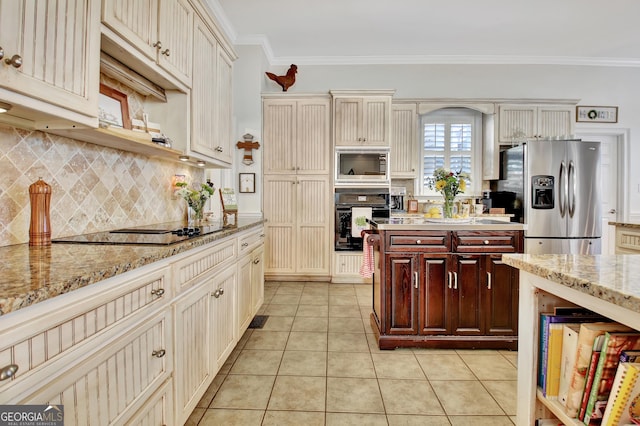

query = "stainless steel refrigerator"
[498,140,601,254]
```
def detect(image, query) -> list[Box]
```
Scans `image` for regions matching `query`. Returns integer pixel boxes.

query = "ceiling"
[210,0,640,67]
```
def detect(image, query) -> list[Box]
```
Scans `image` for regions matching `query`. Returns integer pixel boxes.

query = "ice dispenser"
[531,175,554,209]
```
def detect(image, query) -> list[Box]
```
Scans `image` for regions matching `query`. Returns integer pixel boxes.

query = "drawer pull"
[483,240,490,245]
[448,271,452,289]
[0,47,3,60]
[453,272,458,290]
[241,242,249,248]
[413,271,418,289]
[153,41,162,49]
[259,233,265,238]
[253,258,260,264]
[0,364,18,381]
[152,349,166,358]
[5,54,22,68]
[487,272,492,290]
[161,48,170,57]
[151,288,165,297]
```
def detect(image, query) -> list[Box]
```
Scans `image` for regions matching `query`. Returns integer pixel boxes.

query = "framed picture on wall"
[239,173,255,193]
[576,106,618,123]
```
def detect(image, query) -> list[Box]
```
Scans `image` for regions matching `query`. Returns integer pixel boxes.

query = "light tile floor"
[186,281,518,425]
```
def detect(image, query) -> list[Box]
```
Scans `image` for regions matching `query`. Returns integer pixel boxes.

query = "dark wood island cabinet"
[368,218,524,350]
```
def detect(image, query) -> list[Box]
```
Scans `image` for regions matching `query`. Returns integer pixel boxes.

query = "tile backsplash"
[0,123,204,247]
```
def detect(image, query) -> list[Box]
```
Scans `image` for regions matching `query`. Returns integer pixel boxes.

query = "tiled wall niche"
[0,123,204,247]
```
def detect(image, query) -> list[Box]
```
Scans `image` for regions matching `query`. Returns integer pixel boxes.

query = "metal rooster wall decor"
[265,64,297,91]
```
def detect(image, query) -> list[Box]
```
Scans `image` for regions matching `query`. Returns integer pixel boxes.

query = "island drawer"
[385,231,450,252]
[453,231,522,253]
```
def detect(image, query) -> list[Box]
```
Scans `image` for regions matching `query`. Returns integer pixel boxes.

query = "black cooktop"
[52,222,225,246]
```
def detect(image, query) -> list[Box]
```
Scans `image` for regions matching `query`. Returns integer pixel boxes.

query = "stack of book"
[537,307,640,425]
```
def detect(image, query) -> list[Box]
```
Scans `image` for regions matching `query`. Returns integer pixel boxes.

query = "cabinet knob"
[0,47,4,60]
[5,54,22,68]
[215,146,223,152]
[153,41,162,49]
[212,289,221,298]
[242,242,249,247]
[161,49,170,57]
[483,240,490,245]
[253,258,260,264]
[218,288,224,296]
[0,364,18,381]
[151,288,165,297]
[151,349,166,358]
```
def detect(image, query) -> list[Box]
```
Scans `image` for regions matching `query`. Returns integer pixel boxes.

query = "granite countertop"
[503,254,640,313]
[609,221,640,229]
[0,218,264,317]
[371,217,525,231]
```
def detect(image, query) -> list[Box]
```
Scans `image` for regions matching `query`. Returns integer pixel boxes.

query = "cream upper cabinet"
[189,14,233,166]
[0,0,100,128]
[497,104,575,143]
[390,103,418,178]
[102,0,193,87]
[263,97,331,174]
[332,91,394,146]
[263,174,331,278]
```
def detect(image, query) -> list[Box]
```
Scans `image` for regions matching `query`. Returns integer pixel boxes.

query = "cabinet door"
[296,175,331,275]
[0,0,100,117]
[498,105,537,142]
[214,46,234,164]
[22,311,171,425]
[450,255,483,336]
[419,255,450,335]
[297,99,331,174]
[362,97,391,146]
[537,105,574,139]
[173,282,214,424]
[263,175,296,274]
[102,0,158,60]
[157,0,193,86]
[250,245,265,314]
[125,378,173,426]
[212,265,236,366]
[263,99,296,173]
[237,254,253,333]
[484,255,518,335]
[190,14,218,159]
[334,97,363,146]
[391,103,417,178]
[385,254,418,335]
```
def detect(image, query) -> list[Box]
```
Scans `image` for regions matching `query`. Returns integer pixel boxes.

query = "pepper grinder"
[29,177,52,246]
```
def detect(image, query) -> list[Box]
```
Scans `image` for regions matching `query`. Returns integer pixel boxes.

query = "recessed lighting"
[0,101,12,113]
[196,160,206,167]
[178,155,189,162]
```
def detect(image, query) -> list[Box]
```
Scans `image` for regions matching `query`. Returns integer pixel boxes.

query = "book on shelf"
[560,324,583,407]
[601,362,640,426]
[539,311,606,395]
[565,322,633,418]
[620,350,640,363]
[547,322,580,398]
[578,335,605,421]
[535,419,564,426]
[583,332,640,424]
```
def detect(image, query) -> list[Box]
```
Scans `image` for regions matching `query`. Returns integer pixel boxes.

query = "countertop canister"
[29,177,52,246]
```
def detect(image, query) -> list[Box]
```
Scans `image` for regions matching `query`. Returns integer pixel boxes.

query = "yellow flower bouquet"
[427,168,470,218]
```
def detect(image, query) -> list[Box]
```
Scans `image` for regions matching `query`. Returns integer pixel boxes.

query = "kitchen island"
[368,217,524,350]
[502,253,640,426]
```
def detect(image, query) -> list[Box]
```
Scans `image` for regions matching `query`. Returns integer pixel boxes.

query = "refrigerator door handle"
[568,160,576,217]
[559,160,567,217]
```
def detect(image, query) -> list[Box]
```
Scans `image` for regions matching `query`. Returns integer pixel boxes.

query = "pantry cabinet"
[102,0,193,87]
[332,90,394,146]
[390,103,418,178]
[372,229,522,349]
[497,103,575,144]
[0,0,101,128]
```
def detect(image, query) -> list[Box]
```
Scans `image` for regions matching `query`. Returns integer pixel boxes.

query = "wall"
[237,53,640,219]
[0,124,204,247]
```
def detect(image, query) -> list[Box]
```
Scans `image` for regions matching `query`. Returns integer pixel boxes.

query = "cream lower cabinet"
[332,252,369,284]
[238,242,265,333]
[0,0,100,128]
[263,175,331,279]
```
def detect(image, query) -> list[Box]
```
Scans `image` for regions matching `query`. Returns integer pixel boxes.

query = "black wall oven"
[335,188,389,251]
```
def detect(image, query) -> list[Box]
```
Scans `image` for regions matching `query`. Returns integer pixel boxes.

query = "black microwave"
[334,148,390,187]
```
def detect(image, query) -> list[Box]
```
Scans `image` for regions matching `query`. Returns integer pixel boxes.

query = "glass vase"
[442,195,455,219]
[188,203,205,225]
